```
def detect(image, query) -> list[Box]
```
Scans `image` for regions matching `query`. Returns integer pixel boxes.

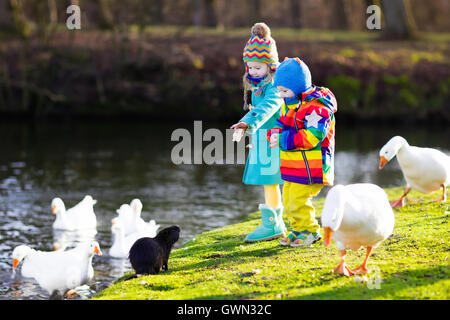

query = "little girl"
[230,23,286,242]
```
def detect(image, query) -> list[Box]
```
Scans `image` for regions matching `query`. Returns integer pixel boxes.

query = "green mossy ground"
[93,187,449,300]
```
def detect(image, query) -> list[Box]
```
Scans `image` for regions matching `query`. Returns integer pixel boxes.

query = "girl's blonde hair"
[242,70,275,110]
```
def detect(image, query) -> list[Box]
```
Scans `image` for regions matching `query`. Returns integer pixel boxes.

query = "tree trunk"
[248,0,261,24]
[203,0,217,27]
[0,0,13,27]
[150,0,164,25]
[97,0,114,29]
[48,0,58,24]
[289,0,301,28]
[380,0,417,39]
[9,0,35,37]
[328,0,349,30]
[193,0,202,26]
[193,0,217,27]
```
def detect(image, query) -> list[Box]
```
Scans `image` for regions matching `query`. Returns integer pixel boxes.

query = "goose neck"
[397,141,412,159]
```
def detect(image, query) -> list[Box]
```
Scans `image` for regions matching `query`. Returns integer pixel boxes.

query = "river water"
[0,120,448,300]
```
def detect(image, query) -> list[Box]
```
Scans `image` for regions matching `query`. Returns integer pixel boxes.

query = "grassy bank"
[0,27,449,122]
[93,187,449,300]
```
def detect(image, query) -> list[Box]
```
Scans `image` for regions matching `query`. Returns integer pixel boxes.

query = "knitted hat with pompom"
[242,22,279,71]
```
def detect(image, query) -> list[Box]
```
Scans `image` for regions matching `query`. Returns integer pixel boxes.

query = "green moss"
[382,75,422,116]
[363,50,390,68]
[410,51,447,65]
[339,48,357,58]
[93,187,450,300]
[363,80,377,112]
[326,75,361,113]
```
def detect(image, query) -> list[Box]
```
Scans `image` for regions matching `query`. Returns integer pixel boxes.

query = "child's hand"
[230,122,249,131]
[269,133,279,148]
[230,122,249,143]
[232,129,244,142]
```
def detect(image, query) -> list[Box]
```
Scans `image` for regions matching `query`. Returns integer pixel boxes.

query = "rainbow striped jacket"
[267,86,337,185]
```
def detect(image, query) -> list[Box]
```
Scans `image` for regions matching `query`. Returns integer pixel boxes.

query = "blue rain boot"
[244,204,286,242]
[274,206,287,235]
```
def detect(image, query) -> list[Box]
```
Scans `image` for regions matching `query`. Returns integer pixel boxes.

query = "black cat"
[127,225,180,277]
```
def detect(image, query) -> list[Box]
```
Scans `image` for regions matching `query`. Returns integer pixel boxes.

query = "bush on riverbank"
[0,27,449,122]
[93,187,449,300]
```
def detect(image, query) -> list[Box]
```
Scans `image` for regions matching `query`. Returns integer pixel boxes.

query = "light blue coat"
[239,79,284,185]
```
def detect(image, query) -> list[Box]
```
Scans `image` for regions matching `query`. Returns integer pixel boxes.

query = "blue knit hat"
[273,57,312,96]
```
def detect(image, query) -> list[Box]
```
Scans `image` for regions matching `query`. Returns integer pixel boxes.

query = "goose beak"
[94,245,102,256]
[12,258,20,270]
[51,205,57,214]
[323,227,333,247]
[379,156,388,170]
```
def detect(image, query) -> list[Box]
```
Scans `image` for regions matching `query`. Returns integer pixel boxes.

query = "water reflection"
[0,120,448,300]
[53,229,98,251]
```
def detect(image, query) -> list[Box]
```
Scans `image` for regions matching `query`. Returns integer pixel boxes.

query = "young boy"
[268,57,338,247]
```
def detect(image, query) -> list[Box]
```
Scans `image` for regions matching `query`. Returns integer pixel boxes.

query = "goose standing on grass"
[115,199,160,236]
[51,195,98,231]
[379,136,450,207]
[12,241,102,299]
[321,184,394,276]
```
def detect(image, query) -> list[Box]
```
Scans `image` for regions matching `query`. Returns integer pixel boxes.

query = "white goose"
[321,184,394,276]
[130,198,143,218]
[115,199,160,236]
[109,218,157,259]
[379,136,450,207]
[12,241,102,298]
[12,245,41,278]
[51,195,98,231]
[52,228,98,251]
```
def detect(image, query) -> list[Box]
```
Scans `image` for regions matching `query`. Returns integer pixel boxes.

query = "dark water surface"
[0,120,448,299]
